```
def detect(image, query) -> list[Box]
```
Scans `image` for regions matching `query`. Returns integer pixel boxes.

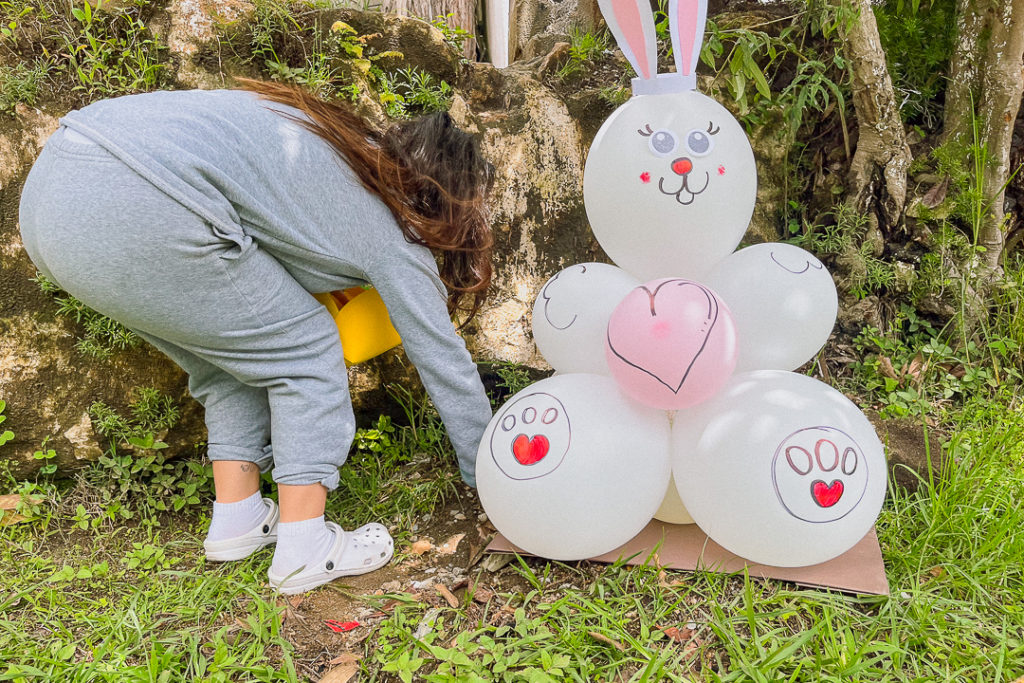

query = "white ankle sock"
[206,492,267,542]
[271,515,336,577]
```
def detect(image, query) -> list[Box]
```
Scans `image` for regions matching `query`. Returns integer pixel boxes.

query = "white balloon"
[653,473,695,525]
[583,91,757,281]
[532,263,639,374]
[704,243,838,372]
[477,374,671,560]
[673,370,886,567]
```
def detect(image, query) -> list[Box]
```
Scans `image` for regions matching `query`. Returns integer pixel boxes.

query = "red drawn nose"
[672,158,693,175]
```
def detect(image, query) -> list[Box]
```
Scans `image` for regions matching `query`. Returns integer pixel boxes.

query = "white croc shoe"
[203,498,280,562]
[267,521,394,595]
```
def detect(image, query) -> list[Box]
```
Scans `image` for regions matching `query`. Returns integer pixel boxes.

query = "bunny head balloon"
[584,0,757,281]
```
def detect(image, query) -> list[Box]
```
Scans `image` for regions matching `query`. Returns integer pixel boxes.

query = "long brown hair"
[237,79,494,322]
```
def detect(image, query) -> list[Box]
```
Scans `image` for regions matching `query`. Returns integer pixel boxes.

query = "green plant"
[556,26,611,80]
[376,66,452,118]
[597,84,630,107]
[491,361,534,400]
[0,399,13,447]
[788,202,868,256]
[0,59,47,112]
[431,13,472,58]
[64,0,168,95]
[32,437,57,476]
[123,541,177,570]
[34,272,140,358]
[678,6,852,132]
[874,0,957,130]
[80,389,210,521]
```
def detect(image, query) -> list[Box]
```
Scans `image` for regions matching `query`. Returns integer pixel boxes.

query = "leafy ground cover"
[1,383,1022,681]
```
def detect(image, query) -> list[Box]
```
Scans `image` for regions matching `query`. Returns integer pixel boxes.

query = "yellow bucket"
[313,288,402,365]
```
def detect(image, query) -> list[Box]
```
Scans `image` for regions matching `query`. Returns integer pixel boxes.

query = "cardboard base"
[486,521,889,595]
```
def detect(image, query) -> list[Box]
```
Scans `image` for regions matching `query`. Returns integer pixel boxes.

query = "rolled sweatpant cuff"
[208,443,274,473]
[272,466,341,492]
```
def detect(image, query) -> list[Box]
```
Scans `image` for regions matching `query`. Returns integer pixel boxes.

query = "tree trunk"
[942,0,1024,271]
[380,0,477,59]
[842,0,912,231]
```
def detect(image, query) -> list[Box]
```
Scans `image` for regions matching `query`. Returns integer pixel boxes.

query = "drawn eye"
[685,129,714,156]
[648,129,678,157]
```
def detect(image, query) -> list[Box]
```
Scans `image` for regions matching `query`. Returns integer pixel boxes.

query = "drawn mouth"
[658,173,710,205]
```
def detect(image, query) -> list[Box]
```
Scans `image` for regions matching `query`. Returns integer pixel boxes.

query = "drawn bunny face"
[584,92,757,281]
[584,0,758,281]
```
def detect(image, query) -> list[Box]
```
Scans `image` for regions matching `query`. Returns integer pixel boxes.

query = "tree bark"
[842,0,912,230]
[380,0,477,59]
[942,0,1024,270]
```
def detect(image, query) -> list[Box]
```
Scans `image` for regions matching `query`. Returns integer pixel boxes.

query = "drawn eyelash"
[638,124,654,137]
[707,122,720,135]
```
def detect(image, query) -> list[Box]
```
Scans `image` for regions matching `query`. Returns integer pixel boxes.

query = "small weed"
[788,202,868,256]
[64,0,168,95]
[597,84,630,107]
[431,13,472,58]
[32,437,57,476]
[0,399,13,447]
[491,361,534,399]
[33,272,140,358]
[0,59,47,112]
[377,66,452,118]
[123,541,177,570]
[78,389,210,523]
[556,26,611,80]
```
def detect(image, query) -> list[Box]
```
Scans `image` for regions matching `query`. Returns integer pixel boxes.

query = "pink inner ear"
[611,0,652,79]
[675,0,699,75]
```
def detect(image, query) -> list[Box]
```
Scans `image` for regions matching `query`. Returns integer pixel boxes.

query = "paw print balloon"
[478,0,884,568]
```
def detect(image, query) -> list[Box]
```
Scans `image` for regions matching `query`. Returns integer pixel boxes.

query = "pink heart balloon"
[605,278,738,409]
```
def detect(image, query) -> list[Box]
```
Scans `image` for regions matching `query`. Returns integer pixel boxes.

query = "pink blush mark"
[717,165,726,176]
[651,320,672,338]
[640,172,651,184]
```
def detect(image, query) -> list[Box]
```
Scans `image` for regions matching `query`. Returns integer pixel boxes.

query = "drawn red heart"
[512,434,549,465]
[812,479,844,507]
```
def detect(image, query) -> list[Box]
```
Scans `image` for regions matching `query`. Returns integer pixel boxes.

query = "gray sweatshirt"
[59,88,492,485]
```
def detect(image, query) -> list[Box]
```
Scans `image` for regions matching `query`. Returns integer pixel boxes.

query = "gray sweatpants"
[19,127,353,490]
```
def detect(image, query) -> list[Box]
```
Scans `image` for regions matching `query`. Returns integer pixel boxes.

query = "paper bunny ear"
[669,0,708,86]
[597,0,658,81]
[598,0,706,95]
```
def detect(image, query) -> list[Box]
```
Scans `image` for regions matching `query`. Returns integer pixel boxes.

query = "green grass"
[2,394,1023,681]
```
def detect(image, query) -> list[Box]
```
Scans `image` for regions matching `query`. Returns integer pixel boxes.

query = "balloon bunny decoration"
[476,0,887,569]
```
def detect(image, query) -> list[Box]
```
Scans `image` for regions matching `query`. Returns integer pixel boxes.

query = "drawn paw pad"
[771,426,870,524]
[489,393,570,480]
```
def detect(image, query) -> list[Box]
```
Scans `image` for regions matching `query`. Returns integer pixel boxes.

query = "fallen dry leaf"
[471,585,495,603]
[288,595,305,609]
[921,176,950,209]
[409,539,433,555]
[0,511,29,526]
[0,494,44,510]
[879,356,899,380]
[436,533,465,555]
[436,584,459,608]
[661,626,694,643]
[317,663,359,683]
[588,631,626,651]
[327,652,362,666]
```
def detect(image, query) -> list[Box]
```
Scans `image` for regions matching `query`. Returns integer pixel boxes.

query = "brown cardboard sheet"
[487,521,889,596]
